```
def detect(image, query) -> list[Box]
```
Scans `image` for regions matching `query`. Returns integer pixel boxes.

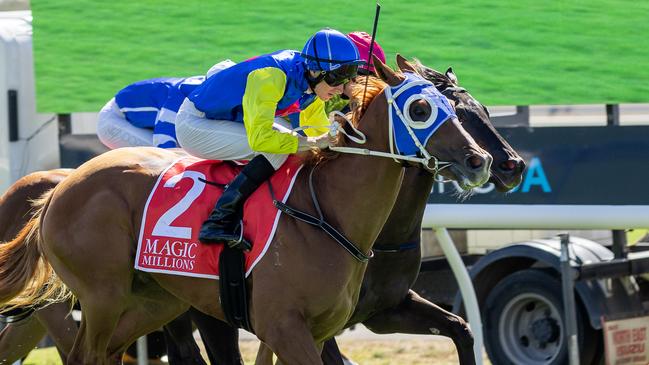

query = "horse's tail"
[0,190,71,311]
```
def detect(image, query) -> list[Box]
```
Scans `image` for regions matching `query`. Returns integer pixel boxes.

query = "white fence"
[423,203,649,364]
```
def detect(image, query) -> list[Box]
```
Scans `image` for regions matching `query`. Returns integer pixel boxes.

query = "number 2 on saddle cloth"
[135,156,303,279]
[135,155,371,329]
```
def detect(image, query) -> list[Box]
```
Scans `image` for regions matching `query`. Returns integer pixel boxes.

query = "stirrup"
[227,220,252,251]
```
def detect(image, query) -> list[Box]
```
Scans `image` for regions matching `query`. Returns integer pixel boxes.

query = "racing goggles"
[323,64,359,86]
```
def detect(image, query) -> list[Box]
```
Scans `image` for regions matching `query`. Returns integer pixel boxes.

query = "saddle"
[135,156,304,330]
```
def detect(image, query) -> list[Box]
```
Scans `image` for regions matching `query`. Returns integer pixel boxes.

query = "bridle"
[298,73,458,174]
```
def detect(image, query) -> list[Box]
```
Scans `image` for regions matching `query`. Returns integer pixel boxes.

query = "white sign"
[603,315,649,365]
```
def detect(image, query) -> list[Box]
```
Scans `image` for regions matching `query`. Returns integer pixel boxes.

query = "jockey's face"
[314,79,344,101]
[343,80,355,99]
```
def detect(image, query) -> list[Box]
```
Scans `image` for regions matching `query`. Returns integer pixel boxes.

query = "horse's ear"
[373,55,404,86]
[395,54,417,74]
[446,67,459,85]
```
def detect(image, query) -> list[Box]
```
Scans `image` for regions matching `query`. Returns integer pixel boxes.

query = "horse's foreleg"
[362,290,475,365]
[190,307,243,365]
[163,311,207,365]
[256,312,322,365]
[107,295,188,361]
[255,343,274,365]
[36,300,78,360]
[66,301,123,365]
[320,339,345,365]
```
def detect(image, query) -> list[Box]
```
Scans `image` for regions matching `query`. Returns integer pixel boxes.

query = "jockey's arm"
[153,88,182,148]
[153,86,185,148]
[299,98,330,137]
[152,120,178,148]
[242,68,299,154]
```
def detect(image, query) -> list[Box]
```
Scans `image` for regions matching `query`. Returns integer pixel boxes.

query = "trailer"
[0,10,59,192]
[415,119,649,365]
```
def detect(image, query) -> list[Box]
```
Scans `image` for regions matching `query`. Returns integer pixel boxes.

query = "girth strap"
[268,166,373,263]
[272,200,373,262]
[373,241,419,253]
[218,245,254,333]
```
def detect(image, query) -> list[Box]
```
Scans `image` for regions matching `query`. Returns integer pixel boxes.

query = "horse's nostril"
[466,155,484,169]
[500,160,517,172]
[518,159,526,171]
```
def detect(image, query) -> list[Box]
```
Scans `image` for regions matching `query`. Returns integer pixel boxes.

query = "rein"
[267,166,373,263]
[327,112,446,171]
[296,80,456,173]
[273,76,460,261]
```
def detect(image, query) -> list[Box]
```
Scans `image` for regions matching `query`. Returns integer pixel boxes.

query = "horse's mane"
[410,58,454,90]
[302,76,387,167]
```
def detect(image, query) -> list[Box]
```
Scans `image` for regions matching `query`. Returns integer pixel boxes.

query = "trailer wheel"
[483,269,599,365]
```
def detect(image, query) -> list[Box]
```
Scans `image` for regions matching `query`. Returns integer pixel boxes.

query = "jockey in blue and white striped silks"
[96,59,236,150]
[97,76,203,149]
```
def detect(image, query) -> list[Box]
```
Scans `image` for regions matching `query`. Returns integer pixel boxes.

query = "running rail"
[424,204,649,365]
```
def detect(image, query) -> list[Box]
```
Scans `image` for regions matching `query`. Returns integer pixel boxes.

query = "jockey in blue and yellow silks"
[175,28,363,249]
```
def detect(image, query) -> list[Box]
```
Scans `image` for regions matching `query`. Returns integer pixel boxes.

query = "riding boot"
[199,155,276,248]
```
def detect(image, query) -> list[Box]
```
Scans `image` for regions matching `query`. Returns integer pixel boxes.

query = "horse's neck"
[375,169,436,245]
[299,153,404,255]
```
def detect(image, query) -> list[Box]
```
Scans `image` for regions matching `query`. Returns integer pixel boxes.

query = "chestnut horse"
[0,173,239,365]
[0,170,78,363]
[0,58,490,364]
[0,57,517,364]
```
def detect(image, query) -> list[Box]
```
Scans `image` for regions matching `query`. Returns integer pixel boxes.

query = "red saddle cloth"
[135,156,303,279]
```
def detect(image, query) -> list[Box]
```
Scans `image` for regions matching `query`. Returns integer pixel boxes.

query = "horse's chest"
[309,296,359,341]
[292,263,362,337]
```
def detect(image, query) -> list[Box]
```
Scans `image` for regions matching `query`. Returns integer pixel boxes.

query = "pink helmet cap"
[347,31,386,74]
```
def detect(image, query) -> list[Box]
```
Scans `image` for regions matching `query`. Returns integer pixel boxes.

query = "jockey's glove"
[297,133,331,152]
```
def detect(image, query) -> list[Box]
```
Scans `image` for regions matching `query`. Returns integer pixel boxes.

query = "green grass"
[31,0,649,112]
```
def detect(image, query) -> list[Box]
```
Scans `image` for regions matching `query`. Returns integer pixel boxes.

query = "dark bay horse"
[256,56,525,365]
[317,56,525,365]
[0,58,490,364]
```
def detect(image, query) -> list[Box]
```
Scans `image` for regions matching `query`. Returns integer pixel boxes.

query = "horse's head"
[399,55,526,192]
[350,56,491,190]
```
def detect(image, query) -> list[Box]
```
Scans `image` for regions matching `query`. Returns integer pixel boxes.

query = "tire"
[483,269,600,365]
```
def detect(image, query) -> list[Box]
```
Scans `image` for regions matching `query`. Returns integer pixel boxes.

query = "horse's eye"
[408,99,432,122]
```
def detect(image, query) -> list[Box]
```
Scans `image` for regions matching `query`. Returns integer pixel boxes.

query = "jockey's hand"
[297,133,331,151]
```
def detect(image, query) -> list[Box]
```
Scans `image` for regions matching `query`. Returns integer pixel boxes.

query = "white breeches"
[97,98,154,149]
[175,99,290,170]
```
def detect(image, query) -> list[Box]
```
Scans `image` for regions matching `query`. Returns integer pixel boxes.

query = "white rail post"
[434,228,483,365]
[559,233,580,365]
[137,336,148,365]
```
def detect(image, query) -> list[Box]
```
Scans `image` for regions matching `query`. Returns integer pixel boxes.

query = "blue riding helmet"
[302,28,364,88]
[302,28,364,72]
